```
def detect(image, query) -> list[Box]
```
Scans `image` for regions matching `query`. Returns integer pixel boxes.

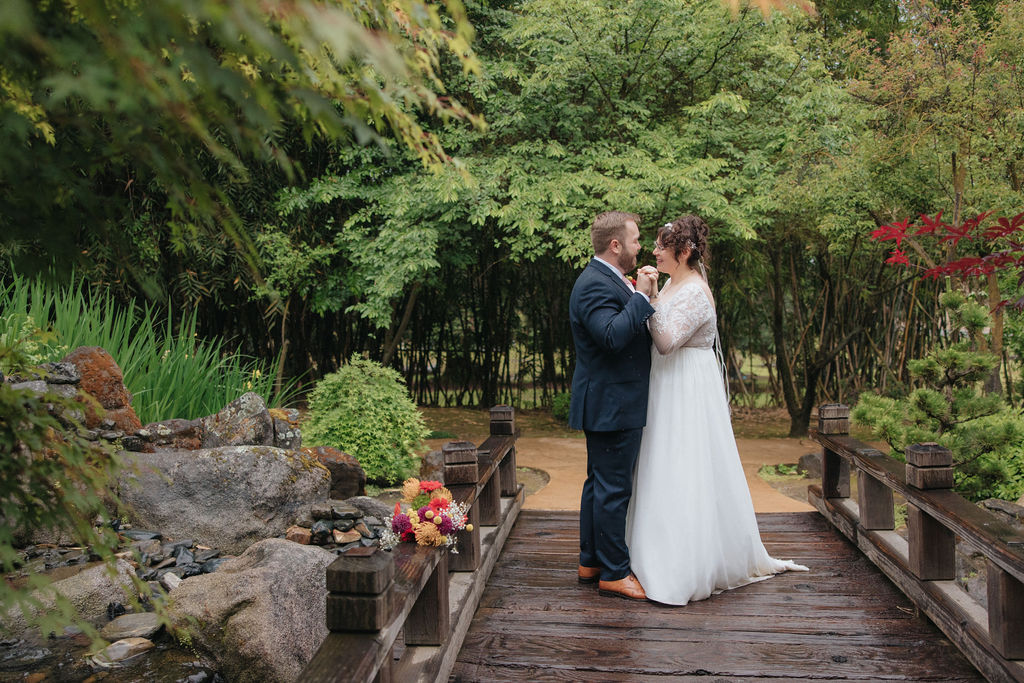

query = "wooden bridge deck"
[452,510,983,681]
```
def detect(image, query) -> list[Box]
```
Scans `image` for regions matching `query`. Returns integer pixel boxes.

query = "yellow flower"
[401,478,421,501]
[415,522,444,546]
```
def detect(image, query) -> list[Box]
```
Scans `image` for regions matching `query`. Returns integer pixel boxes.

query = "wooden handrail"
[808,404,1024,682]
[301,405,524,683]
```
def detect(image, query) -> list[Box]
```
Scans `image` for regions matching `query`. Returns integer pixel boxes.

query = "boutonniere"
[629,277,637,287]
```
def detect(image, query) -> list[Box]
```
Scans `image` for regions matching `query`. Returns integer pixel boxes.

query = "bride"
[625,214,807,606]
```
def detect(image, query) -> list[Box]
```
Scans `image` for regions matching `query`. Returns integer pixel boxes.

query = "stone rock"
[93,637,155,664]
[419,449,445,484]
[286,526,311,545]
[309,502,334,521]
[272,417,301,450]
[138,418,204,449]
[981,498,1024,527]
[797,453,822,479]
[161,572,183,592]
[344,496,393,522]
[10,380,47,395]
[168,538,335,683]
[62,346,141,432]
[301,446,365,499]
[332,529,361,545]
[0,559,135,635]
[118,446,329,554]
[310,520,333,545]
[328,501,361,520]
[38,361,80,384]
[200,392,274,448]
[100,612,163,640]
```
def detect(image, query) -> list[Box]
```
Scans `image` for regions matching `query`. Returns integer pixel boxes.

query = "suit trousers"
[579,427,643,581]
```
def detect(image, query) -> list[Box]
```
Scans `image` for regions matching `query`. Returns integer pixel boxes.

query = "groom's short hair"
[591,211,640,254]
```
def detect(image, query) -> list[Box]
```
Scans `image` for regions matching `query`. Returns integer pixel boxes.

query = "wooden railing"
[808,404,1024,683]
[301,406,525,683]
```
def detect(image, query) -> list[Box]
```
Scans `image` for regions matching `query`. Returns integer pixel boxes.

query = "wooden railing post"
[326,545,397,681]
[405,551,450,646]
[905,443,955,581]
[818,404,850,499]
[857,448,895,530]
[987,562,1024,659]
[491,405,519,497]
[443,441,481,572]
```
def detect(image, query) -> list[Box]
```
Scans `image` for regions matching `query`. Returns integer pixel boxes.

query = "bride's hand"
[638,266,659,298]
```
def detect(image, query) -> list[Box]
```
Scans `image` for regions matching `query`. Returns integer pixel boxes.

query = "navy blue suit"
[569,259,654,581]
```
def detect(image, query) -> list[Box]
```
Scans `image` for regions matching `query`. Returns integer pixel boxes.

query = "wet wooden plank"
[454,511,983,681]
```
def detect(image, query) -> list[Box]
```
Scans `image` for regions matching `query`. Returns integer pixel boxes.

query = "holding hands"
[635,266,659,298]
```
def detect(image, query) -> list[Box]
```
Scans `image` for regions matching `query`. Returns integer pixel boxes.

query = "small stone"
[354,522,372,538]
[285,526,312,545]
[797,453,822,479]
[310,520,333,545]
[364,516,382,528]
[106,602,127,621]
[333,529,361,545]
[152,556,175,570]
[359,537,377,547]
[160,572,182,592]
[93,637,155,664]
[310,503,333,521]
[330,501,361,520]
[173,546,195,566]
[101,612,163,640]
[122,530,162,542]
[201,558,229,573]
[332,518,355,532]
[39,361,80,384]
[132,539,162,557]
[193,549,220,564]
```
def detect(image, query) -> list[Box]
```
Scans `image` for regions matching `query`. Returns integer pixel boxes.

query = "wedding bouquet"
[379,478,473,552]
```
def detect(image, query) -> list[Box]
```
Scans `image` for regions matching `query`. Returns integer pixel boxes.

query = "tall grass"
[0,273,299,424]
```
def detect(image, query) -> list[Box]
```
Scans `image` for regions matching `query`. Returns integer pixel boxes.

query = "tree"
[853,291,1024,502]
[0,0,482,291]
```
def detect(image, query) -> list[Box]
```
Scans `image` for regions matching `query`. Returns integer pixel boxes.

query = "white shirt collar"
[593,256,624,278]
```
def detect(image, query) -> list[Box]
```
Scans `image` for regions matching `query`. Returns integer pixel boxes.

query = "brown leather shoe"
[598,573,647,601]
[577,565,601,584]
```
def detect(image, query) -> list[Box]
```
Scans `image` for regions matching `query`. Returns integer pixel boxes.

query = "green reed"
[0,273,298,424]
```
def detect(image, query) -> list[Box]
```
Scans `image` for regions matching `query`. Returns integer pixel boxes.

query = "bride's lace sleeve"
[649,284,714,355]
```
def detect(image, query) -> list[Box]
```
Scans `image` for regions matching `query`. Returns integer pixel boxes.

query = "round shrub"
[551,391,571,423]
[303,356,428,484]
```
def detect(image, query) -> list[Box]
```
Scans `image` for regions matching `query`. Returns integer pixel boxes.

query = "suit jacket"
[568,259,655,432]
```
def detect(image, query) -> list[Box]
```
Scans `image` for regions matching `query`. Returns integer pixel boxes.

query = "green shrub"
[303,356,428,484]
[551,391,571,423]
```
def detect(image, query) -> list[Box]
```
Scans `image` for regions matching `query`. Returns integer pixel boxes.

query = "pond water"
[0,630,222,682]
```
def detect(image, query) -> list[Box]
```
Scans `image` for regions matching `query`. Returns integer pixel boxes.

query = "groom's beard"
[617,251,637,274]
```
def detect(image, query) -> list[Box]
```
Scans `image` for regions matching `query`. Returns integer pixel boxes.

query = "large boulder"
[118,446,330,554]
[62,346,141,433]
[302,446,366,499]
[168,538,334,683]
[1,559,136,635]
[200,392,274,448]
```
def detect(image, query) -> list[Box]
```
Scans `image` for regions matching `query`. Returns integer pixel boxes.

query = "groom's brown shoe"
[578,565,601,584]
[598,573,647,601]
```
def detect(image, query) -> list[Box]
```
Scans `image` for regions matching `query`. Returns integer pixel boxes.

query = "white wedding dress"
[626,279,807,605]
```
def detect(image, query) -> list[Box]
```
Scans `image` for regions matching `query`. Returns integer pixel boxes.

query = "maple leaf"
[914,211,946,236]
[885,249,910,266]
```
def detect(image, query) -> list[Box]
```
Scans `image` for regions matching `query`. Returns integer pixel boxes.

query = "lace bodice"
[649,279,717,355]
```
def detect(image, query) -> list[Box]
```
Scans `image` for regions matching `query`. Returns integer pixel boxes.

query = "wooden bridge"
[303,406,1024,683]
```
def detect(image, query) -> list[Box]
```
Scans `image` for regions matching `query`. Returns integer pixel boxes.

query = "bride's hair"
[658,214,709,268]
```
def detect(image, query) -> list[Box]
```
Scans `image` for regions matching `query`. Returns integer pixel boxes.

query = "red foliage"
[870,211,1024,309]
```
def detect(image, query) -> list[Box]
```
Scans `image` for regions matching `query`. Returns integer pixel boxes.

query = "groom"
[569,211,656,601]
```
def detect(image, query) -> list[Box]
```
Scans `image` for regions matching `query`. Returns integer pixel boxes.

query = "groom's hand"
[636,270,657,297]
